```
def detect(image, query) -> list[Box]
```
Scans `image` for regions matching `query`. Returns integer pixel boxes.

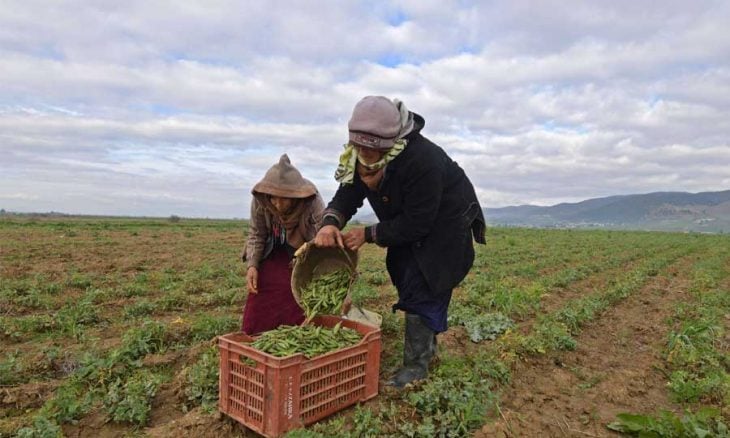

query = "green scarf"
[334,139,407,185]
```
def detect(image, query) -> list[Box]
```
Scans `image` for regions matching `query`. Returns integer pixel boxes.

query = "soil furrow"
[477,254,697,437]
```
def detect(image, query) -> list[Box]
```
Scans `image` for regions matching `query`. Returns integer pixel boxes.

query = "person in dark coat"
[314,96,486,387]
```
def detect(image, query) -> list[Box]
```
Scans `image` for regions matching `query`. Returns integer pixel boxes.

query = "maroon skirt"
[241,246,305,335]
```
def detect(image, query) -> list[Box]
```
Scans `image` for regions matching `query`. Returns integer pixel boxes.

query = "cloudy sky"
[1,1,729,218]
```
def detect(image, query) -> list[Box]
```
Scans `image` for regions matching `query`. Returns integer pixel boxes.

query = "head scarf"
[335,99,413,185]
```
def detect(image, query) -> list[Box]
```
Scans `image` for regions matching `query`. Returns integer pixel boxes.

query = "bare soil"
[476,257,694,437]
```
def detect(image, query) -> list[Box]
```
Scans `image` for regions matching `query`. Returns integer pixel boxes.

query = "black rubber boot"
[388,313,436,388]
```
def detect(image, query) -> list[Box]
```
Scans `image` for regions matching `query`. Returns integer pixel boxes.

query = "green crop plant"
[448,304,514,342]
[13,286,52,310]
[15,415,63,438]
[65,271,93,289]
[1,314,55,340]
[0,350,22,385]
[362,269,389,286]
[349,405,384,437]
[39,379,95,424]
[195,287,240,307]
[183,346,219,412]
[57,297,100,340]
[189,313,239,341]
[119,282,148,298]
[349,278,379,307]
[123,300,157,319]
[608,407,728,437]
[118,320,169,360]
[467,278,544,317]
[667,370,728,404]
[158,290,188,310]
[104,369,163,425]
[404,356,497,436]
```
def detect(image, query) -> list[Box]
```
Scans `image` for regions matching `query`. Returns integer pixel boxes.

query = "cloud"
[1,1,729,216]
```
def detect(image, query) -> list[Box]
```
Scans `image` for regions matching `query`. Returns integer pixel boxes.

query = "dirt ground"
[3,221,726,437]
[476,258,695,438]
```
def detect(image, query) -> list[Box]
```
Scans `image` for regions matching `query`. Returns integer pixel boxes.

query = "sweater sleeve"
[244,197,269,269]
[321,182,366,229]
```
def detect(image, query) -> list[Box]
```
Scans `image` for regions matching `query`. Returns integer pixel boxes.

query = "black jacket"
[322,113,486,293]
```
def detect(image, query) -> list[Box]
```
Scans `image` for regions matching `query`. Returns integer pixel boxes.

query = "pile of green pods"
[298,269,352,321]
[249,322,361,358]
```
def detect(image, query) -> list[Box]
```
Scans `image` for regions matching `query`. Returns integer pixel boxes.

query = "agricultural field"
[1,217,728,437]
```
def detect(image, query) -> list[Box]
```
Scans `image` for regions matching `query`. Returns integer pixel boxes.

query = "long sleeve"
[371,162,443,247]
[243,197,270,269]
[321,182,366,229]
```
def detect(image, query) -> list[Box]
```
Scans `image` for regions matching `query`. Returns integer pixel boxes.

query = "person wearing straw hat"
[241,154,325,335]
[314,96,486,388]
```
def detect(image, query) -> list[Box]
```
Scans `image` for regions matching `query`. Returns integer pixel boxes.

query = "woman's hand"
[246,266,259,294]
[314,225,344,248]
[343,227,366,251]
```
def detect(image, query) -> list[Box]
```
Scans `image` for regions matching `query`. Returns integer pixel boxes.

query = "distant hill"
[484,190,730,233]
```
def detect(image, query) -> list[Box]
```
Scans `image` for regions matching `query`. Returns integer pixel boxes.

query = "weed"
[608,407,728,437]
[66,272,93,289]
[448,304,514,342]
[406,367,495,436]
[57,298,100,340]
[188,313,239,342]
[350,404,384,437]
[15,415,63,438]
[362,270,389,287]
[159,290,188,310]
[0,350,22,385]
[183,346,219,412]
[1,314,55,340]
[40,380,95,423]
[119,320,169,360]
[349,279,380,307]
[124,300,157,319]
[104,369,163,425]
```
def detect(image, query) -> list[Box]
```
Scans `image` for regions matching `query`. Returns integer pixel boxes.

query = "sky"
[1,0,729,218]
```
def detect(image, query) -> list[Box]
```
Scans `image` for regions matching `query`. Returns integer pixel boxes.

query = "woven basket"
[290,243,358,308]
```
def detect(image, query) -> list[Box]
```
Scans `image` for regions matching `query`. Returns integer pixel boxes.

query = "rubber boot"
[387,313,436,388]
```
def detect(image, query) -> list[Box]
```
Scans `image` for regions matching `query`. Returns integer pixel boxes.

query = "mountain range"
[483,190,730,233]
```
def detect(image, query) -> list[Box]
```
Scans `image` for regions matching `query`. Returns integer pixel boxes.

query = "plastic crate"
[218,315,381,438]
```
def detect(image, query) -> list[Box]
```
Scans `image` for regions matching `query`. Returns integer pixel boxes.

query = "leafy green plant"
[607,408,728,437]
[448,305,514,342]
[104,369,163,425]
[0,350,22,385]
[65,272,93,289]
[124,300,157,318]
[405,372,494,436]
[118,320,169,360]
[40,380,95,424]
[189,313,239,341]
[159,290,188,310]
[57,297,100,339]
[349,278,379,307]
[15,415,63,438]
[183,346,219,412]
[349,404,384,437]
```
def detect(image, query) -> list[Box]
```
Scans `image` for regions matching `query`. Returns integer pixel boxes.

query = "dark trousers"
[387,246,452,333]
